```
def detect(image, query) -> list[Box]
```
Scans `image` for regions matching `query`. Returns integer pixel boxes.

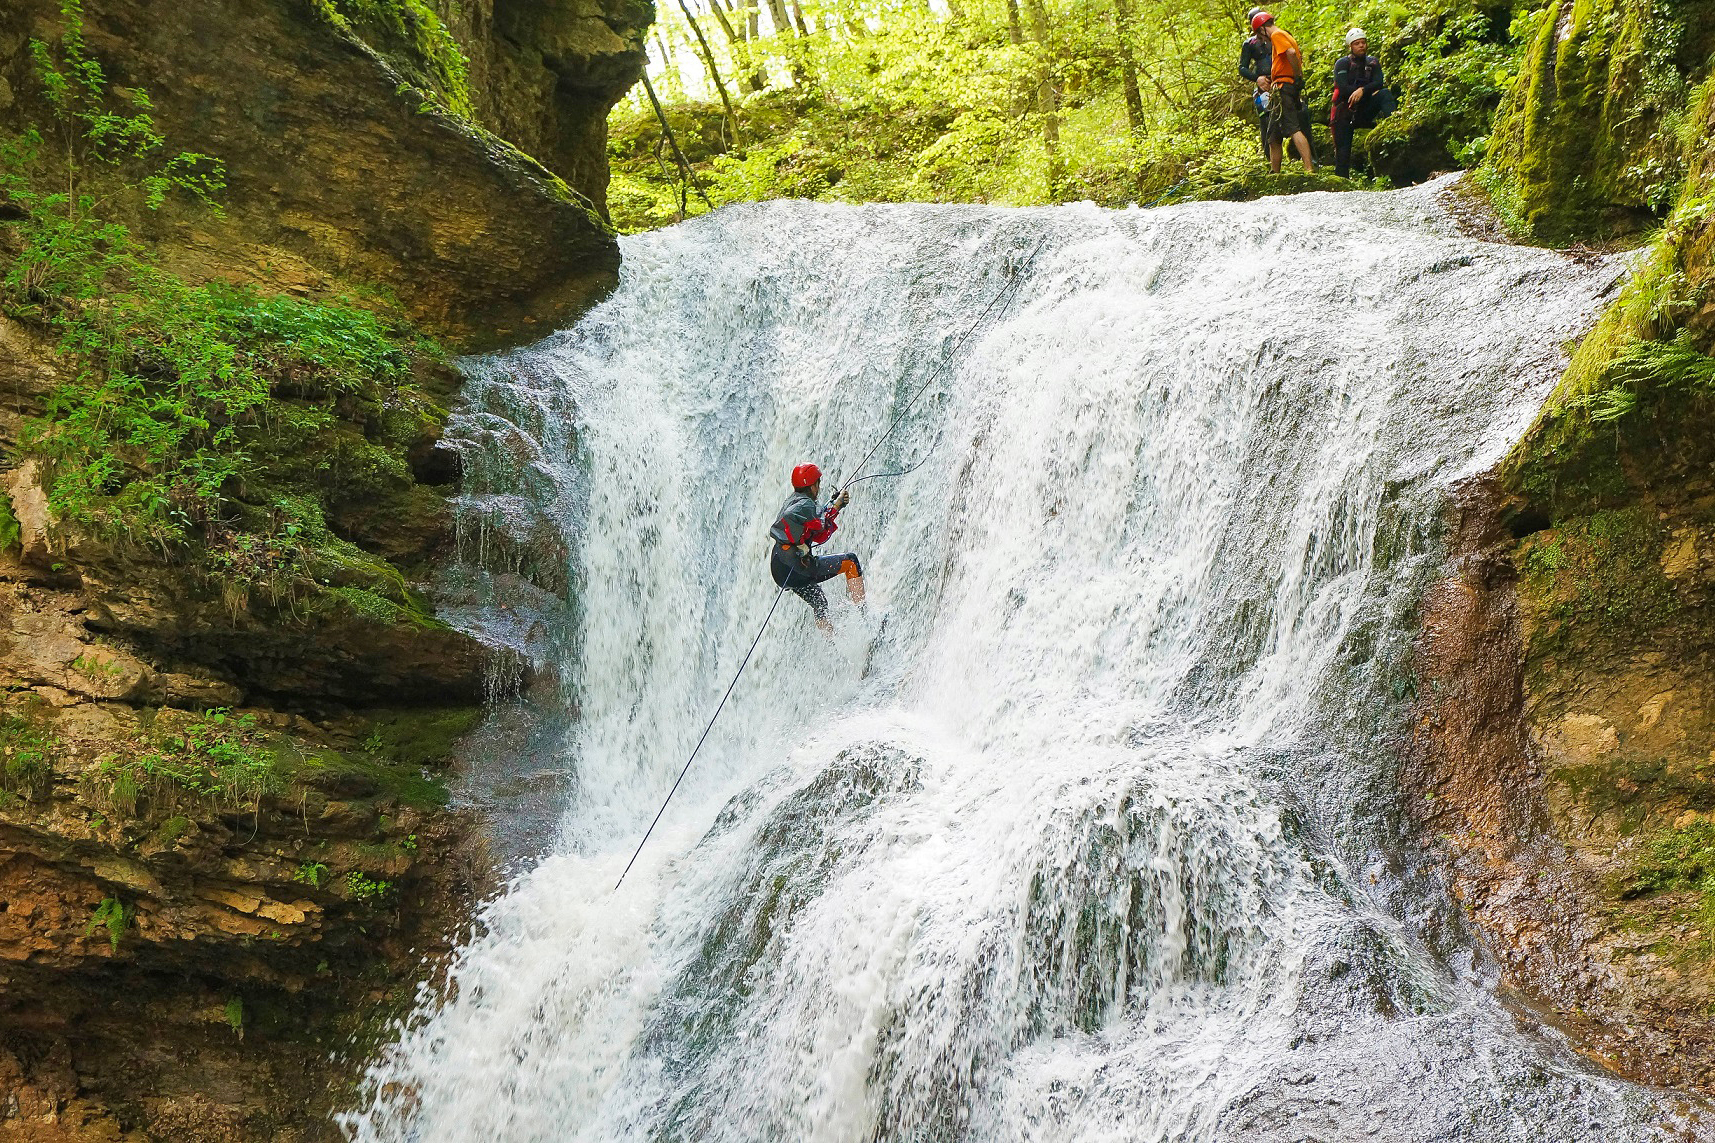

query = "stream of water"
[341,181,1695,1141]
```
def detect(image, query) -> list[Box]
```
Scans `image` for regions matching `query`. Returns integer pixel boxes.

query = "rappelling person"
[769,463,866,636]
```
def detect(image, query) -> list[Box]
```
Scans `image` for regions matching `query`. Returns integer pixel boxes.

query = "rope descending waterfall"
[613,237,1049,891]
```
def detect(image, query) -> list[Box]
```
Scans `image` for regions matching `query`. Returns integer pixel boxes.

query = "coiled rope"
[613,235,1049,891]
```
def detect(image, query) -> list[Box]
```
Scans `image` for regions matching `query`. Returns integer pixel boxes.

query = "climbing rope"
[829,236,1049,498]
[613,235,1050,892]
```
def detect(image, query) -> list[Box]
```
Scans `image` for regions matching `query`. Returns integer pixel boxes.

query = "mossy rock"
[1481,0,1715,244]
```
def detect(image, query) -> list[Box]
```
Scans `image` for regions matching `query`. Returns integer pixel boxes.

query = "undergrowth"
[89,708,283,817]
[0,713,59,802]
[0,4,450,621]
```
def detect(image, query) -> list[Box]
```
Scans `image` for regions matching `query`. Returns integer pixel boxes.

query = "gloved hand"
[834,489,851,510]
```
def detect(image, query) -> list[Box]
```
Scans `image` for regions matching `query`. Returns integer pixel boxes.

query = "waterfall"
[341,182,1688,1142]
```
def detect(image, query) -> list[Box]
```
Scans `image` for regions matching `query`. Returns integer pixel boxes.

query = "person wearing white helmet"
[1252,11,1313,173]
[1331,27,1385,177]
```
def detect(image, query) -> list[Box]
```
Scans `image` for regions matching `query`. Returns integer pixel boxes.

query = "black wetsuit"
[1238,34,1273,157]
[1331,53,1384,176]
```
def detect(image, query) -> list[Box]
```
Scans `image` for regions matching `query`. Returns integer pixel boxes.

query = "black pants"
[1332,110,1378,177]
[770,549,863,622]
[1334,118,1356,177]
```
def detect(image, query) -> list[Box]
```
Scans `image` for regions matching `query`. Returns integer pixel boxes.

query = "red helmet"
[791,463,822,489]
[1251,10,1271,28]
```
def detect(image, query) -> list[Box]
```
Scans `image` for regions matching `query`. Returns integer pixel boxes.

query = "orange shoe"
[841,559,866,606]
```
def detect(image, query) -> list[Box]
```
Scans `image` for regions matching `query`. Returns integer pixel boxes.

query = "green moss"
[361,706,482,769]
[1481,0,1702,244]
[286,708,476,811]
[1518,506,1678,643]
[315,0,475,120]
[1554,753,1715,833]
[1629,820,1715,893]
[0,493,20,556]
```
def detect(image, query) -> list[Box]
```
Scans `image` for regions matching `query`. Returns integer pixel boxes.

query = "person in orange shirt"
[1251,12,1314,173]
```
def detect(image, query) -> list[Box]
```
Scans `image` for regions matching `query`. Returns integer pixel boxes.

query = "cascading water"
[342,181,1698,1142]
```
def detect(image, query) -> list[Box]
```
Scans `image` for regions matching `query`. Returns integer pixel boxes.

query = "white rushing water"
[342,182,1693,1142]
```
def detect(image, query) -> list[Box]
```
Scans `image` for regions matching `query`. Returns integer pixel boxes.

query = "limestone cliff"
[0,0,648,1138]
[0,0,649,351]
[427,0,653,212]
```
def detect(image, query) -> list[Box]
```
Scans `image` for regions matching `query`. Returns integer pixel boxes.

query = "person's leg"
[1268,139,1283,172]
[1257,113,1269,160]
[1292,130,1313,172]
[835,554,865,605]
[778,550,861,628]
[1333,119,1353,177]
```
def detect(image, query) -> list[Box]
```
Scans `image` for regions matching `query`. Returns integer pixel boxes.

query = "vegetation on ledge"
[0,6,460,625]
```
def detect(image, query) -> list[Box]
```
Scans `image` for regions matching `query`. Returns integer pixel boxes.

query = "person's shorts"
[1267,82,1307,143]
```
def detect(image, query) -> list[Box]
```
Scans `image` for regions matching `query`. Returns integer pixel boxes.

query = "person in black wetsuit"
[1237,8,1274,159]
[1331,29,1385,177]
[769,463,866,635]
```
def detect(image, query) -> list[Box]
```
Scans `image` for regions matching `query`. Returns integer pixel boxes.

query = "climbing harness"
[613,235,1049,892]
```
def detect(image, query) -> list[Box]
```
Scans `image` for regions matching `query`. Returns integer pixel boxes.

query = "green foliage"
[0,14,451,621]
[611,0,1530,226]
[21,0,225,210]
[224,996,245,1035]
[314,0,476,118]
[84,896,128,951]
[343,870,393,902]
[91,708,285,818]
[293,861,331,888]
[0,713,59,802]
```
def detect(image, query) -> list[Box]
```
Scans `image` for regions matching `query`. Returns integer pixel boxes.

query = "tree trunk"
[708,0,764,92]
[1021,0,1061,198]
[1112,0,1144,136]
[789,0,811,37]
[1004,0,1023,44]
[675,0,743,143]
[655,32,686,102]
[764,0,809,83]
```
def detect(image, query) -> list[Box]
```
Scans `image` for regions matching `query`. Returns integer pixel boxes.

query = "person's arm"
[801,501,843,546]
[1363,57,1384,96]
[1238,43,1256,82]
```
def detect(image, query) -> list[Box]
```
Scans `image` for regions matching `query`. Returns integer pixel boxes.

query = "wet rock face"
[0,0,633,352]
[1409,475,1715,1094]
